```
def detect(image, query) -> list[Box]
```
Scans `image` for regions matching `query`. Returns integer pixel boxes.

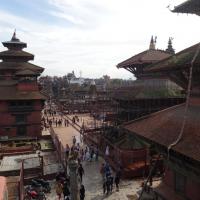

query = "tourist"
[80,184,85,200]
[115,173,120,191]
[80,149,84,161]
[73,136,76,145]
[62,181,70,200]
[105,145,109,159]
[95,146,99,161]
[77,143,80,151]
[58,119,62,127]
[109,175,114,192]
[55,181,63,200]
[106,177,110,195]
[64,119,67,127]
[78,163,85,182]
[103,178,106,194]
[55,119,58,127]
[100,163,105,180]
[85,149,90,161]
[90,146,94,161]
[65,144,70,159]
[105,162,110,176]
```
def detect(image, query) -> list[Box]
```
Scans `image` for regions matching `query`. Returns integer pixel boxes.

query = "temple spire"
[2,31,27,50]
[166,37,175,54]
[149,36,156,50]
[11,29,20,42]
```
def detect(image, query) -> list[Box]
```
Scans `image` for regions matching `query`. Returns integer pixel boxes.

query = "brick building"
[0,32,46,138]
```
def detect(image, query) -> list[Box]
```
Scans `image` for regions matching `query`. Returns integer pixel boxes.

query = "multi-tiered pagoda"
[0,32,46,138]
[114,37,184,123]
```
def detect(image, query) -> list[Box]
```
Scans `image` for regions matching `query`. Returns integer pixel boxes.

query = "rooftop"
[117,49,171,69]
[173,0,200,16]
[0,61,44,73]
[145,42,200,72]
[124,100,200,163]
[0,86,46,100]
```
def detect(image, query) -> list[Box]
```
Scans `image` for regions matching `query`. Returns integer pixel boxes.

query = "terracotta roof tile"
[145,43,200,72]
[0,62,44,73]
[173,0,200,15]
[124,101,200,162]
[0,50,34,60]
[16,69,39,76]
[117,49,171,68]
[0,86,46,100]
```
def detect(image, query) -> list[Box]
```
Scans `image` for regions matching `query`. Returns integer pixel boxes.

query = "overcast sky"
[0,0,199,79]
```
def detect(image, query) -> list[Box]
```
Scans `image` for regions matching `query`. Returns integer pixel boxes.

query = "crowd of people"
[42,115,70,130]
[100,162,121,196]
[43,106,122,199]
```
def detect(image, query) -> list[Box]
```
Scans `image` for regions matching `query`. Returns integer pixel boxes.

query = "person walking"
[65,144,70,159]
[115,173,120,191]
[78,163,85,182]
[109,175,114,193]
[80,184,85,200]
[62,181,70,200]
[103,178,106,194]
[73,136,76,145]
[55,181,63,200]
[106,177,110,195]
[100,163,105,180]
[95,146,99,161]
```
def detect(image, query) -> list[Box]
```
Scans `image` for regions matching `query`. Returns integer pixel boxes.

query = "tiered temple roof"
[145,42,200,89]
[117,37,172,79]
[0,32,45,100]
[123,43,200,164]
[173,0,200,16]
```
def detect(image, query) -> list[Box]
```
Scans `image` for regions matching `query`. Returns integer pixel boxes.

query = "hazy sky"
[0,0,199,79]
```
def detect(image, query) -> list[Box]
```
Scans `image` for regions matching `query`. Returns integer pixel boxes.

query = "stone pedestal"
[69,160,79,200]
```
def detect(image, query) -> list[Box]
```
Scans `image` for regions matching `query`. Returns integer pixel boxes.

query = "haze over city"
[0,0,199,78]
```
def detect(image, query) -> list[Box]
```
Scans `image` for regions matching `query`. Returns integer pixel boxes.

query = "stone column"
[69,160,79,200]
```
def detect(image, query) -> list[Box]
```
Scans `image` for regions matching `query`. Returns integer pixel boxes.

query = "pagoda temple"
[0,32,46,138]
[123,42,200,200]
[173,0,200,16]
[114,37,184,123]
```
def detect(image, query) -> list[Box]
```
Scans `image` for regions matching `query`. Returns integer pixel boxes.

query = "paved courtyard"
[45,113,142,199]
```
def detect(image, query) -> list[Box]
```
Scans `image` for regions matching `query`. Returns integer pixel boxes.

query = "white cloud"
[0,0,199,79]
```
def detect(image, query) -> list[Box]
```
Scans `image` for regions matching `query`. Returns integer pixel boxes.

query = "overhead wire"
[138,44,200,200]
[167,43,200,163]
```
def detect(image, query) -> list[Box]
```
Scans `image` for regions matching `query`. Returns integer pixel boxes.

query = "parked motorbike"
[24,186,46,200]
[33,178,51,193]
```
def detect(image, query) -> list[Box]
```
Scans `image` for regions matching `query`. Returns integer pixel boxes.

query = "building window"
[17,126,27,136]
[15,114,27,124]
[174,171,186,194]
